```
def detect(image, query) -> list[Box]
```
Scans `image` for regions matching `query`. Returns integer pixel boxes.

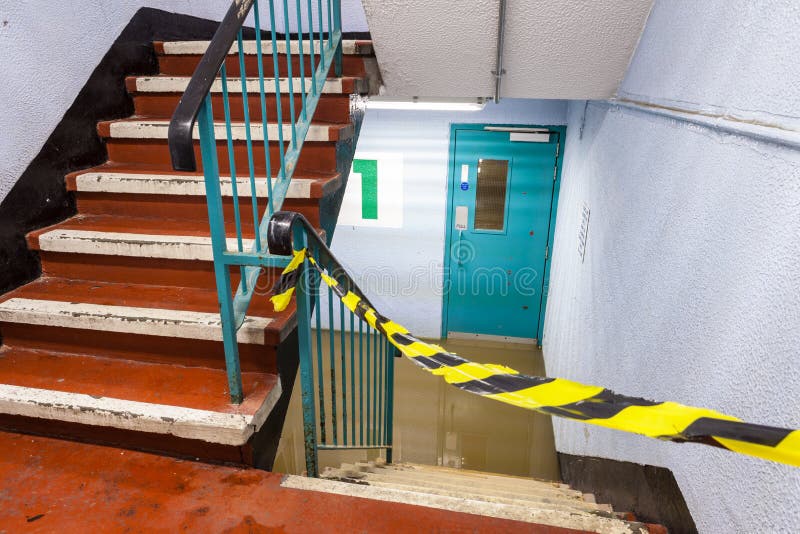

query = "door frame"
[440,123,566,345]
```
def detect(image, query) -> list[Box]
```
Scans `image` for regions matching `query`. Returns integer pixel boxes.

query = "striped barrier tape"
[271,248,800,468]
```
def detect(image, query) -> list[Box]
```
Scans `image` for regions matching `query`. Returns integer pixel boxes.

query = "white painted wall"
[361,0,653,99]
[544,1,800,532]
[0,0,367,203]
[328,99,567,338]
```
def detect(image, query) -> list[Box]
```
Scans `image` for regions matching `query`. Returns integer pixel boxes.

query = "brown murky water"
[273,333,560,481]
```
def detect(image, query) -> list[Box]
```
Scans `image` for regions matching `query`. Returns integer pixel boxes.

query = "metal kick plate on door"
[455,206,468,230]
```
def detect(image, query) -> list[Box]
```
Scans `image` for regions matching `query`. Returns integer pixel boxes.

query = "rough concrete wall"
[618,0,799,132]
[327,99,567,338]
[0,0,368,203]
[360,0,653,99]
[543,1,800,532]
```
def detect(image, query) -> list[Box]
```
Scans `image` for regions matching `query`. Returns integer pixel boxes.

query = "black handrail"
[267,211,377,310]
[167,0,256,172]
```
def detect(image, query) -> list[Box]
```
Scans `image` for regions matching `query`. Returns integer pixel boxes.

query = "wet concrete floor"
[0,431,563,533]
[273,333,561,481]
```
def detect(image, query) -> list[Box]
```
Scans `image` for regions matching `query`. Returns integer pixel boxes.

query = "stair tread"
[0,297,272,345]
[330,468,589,504]
[282,475,651,533]
[27,215,325,265]
[370,463,582,496]
[0,431,569,533]
[29,213,302,240]
[67,163,341,198]
[127,75,366,95]
[155,39,374,56]
[98,118,353,141]
[0,346,280,445]
[0,345,276,414]
[0,277,288,322]
[329,476,614,515]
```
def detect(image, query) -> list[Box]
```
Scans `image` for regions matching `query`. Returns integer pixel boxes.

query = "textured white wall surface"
[361,0,653,99]
[327,99,567,337]
[544,1,800,532]
[0,0,367,203]
[618,0,799,131]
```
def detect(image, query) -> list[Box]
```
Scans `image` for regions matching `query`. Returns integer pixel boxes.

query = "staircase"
[290,461,666,534]
[0,38,375,467]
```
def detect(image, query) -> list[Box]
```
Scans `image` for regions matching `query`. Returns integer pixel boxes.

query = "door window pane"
[474,159,509,231]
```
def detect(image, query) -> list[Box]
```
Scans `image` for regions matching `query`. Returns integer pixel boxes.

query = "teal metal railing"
[268,212,394,477]
[168,0,343,403]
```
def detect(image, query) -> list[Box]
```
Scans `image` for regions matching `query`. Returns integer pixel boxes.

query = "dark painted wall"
[559,453,698,533]
[0,8,225,295]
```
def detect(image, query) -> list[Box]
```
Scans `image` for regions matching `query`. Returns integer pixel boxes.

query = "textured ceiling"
[361,0,654,99]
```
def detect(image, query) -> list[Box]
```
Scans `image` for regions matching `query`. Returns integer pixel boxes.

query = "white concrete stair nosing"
[106,119,351,143]
[133,76,362,95]
[281,476,649,533]
[325,476,614,515]
[360,463,584,498]
[0,382,282,446]
[161,39,370,56]
[0,298,270,345]
[74,172,316,198]
[328,468,595,509]
[37,229,253,262]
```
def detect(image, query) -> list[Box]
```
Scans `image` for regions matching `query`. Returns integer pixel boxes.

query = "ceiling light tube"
[366,97,486,111]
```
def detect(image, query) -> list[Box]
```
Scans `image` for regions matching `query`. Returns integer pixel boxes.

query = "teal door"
[444,127,561,342]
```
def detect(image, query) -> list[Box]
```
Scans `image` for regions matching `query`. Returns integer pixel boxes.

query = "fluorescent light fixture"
[366,97,486,111]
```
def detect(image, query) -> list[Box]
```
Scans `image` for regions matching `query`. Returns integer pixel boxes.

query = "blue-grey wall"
[328,99,568,337]
[544,1,800,532]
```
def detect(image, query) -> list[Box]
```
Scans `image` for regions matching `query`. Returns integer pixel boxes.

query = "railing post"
[333,0,343,77]
[294,226,319,477]
[386,341,395,463]
[198,95,244,404]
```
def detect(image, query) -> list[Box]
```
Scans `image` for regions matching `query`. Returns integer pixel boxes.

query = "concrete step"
[323,465,609,514]
[396,462,572,490]
[34,228,252,262]
[155,40,373,78]
[67,167,340,198]
[97,119,353,143]
[156,39,374,57]
[0,297,270,344]
[0,277,290,372]
[283,475,653,534]
[322,467,613,515]
[0,346,280,447]
[127,75,367,95]
[347,461,586,500]
[0,431,558,533]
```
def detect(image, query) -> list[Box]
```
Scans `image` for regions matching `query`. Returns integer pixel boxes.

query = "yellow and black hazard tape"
[271,248,800,468]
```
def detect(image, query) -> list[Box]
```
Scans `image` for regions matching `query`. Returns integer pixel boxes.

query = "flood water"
[273,333,561,481]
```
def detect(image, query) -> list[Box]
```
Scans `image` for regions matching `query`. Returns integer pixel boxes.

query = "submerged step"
[282,475,651,533]
[0,298,271,344]
[335,476,614,515]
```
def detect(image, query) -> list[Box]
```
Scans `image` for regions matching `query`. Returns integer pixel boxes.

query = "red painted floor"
[0,431,584,533]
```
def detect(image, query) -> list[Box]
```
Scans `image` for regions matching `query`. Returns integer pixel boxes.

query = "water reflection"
[273,334,560,481]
